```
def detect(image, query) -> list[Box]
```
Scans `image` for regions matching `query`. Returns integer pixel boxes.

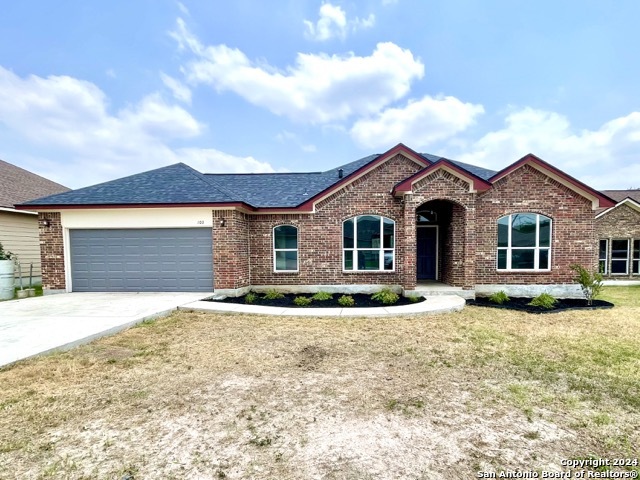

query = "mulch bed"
[207,293,425,308]
[467,297,614,314]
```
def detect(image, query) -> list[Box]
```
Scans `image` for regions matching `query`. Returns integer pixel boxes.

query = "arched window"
[497,213,551,270]
[343,215,395,271]
[273,225,298,272]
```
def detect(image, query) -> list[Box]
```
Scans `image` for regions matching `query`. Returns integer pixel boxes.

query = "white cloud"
[351,95,484,149]
[276,130,317,153]
[106,68,116,78]
[0,66,275,187]
[171,18,424,124]
[454,107,640,189]
[304,3,375,41]
[176,148,275,173]
[160,72,192,104]
[177,1,189,15]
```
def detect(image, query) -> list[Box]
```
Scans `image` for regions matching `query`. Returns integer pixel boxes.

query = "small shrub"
[0,241,13,261]
[293,296,312,306]
[311,291,333,301]
[245,292,258,304]
[570,264,603,306]
[263,289,284,300]
[406,295,422,303]
[528,293,557,309]
[371,288,399,305]
[338,295,355,307]
[488,291,510,305]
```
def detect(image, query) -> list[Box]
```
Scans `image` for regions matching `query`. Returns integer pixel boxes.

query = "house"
[0,159,69,285]
[595,189,640,278]
[19,144,614,298]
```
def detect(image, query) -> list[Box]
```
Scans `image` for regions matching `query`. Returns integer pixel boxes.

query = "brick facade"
[595,203,640,278]
[38,212,65,291]
[37,154,609,296]
[475,165,596,285]
[245,154,420,288]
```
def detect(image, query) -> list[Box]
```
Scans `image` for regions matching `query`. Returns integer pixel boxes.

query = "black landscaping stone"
[467,297,614,314]
[207,293,425,308]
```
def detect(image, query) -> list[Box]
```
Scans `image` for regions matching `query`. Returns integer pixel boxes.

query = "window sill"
[496,270,551,274]
[342,270,396,274]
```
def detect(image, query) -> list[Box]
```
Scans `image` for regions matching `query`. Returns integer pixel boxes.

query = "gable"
[489,154,615,210]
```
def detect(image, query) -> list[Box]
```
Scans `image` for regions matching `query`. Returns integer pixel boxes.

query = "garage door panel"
[70,228,213,292]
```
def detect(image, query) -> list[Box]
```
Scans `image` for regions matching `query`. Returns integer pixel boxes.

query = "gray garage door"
[70,228,213,292]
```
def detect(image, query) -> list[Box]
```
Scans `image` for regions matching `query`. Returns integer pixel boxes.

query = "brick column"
[402,195,417,290]
[38,212,66,292]
[212,210,251,290]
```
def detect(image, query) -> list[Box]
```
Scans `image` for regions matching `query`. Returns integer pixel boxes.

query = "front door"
[417,226,438,280]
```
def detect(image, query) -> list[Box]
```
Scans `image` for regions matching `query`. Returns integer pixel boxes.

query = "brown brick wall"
[38,212,65,290]
[405,170,476,289]
[475,165,596,284]
[212,210,250,289]
[248,154,421,286]
[595,204,640,278]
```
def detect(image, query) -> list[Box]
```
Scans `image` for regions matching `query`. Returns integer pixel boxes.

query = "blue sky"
[1,0,639,190]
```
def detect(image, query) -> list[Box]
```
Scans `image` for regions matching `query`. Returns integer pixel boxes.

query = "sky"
[1,0,639,190]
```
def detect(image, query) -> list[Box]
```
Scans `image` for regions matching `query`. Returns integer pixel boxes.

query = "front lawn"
[0,287,638,479]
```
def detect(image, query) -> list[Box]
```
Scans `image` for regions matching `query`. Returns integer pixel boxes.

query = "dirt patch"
[1,294,638,479]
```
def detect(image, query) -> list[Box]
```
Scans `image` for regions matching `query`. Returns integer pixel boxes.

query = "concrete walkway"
[0,292,209,367]
[180,294,466,317]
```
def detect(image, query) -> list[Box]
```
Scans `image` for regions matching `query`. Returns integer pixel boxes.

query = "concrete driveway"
[0,292,210,367]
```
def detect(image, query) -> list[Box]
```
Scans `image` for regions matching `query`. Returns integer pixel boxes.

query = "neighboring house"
[20,144,614,298]
[595,189,640,279]
[0,159,69,285]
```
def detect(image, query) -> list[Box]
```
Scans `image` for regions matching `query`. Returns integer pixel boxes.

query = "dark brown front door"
[417,226,437,280]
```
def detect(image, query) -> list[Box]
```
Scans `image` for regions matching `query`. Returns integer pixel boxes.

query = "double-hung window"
[633,240,640,275]
[497,213,551,271]
[343,215,394,271]
[611,239,629,274]
[273,225,298,272]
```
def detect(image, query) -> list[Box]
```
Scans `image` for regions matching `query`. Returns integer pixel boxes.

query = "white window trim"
[273,225,299,273]
[598,239,609,275]
[633,239,640,275]
[610,238,630,275]
[496,213,552,272]
[343,215,395,272]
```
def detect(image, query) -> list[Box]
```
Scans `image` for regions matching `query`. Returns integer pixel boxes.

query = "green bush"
[371,288,399,305]
[406,295,422,303]
[488,291,510,305]
[263,289,284,300]
[570,264,603,306]
[528,293,558,309]
[245,292,258,304]
[0,241,13,261]
[338,295,355,307]
[293,296,312,307]
[311,291,333,301]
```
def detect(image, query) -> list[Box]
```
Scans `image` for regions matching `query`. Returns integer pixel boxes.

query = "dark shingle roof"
[601,189,640,204]
[21,152,497,208]
[22,163,234,206]
[0,159,69,208]
[203,154,379,207]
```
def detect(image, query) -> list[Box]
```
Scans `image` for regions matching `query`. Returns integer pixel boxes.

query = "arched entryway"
[415,199,466,286]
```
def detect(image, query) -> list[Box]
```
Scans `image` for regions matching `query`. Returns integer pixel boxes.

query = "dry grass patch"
[0,287,638,479]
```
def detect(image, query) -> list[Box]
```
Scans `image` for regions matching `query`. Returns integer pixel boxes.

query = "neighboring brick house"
[0,159,69,285]
[595,189,640,279]
[20,144,614,298]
